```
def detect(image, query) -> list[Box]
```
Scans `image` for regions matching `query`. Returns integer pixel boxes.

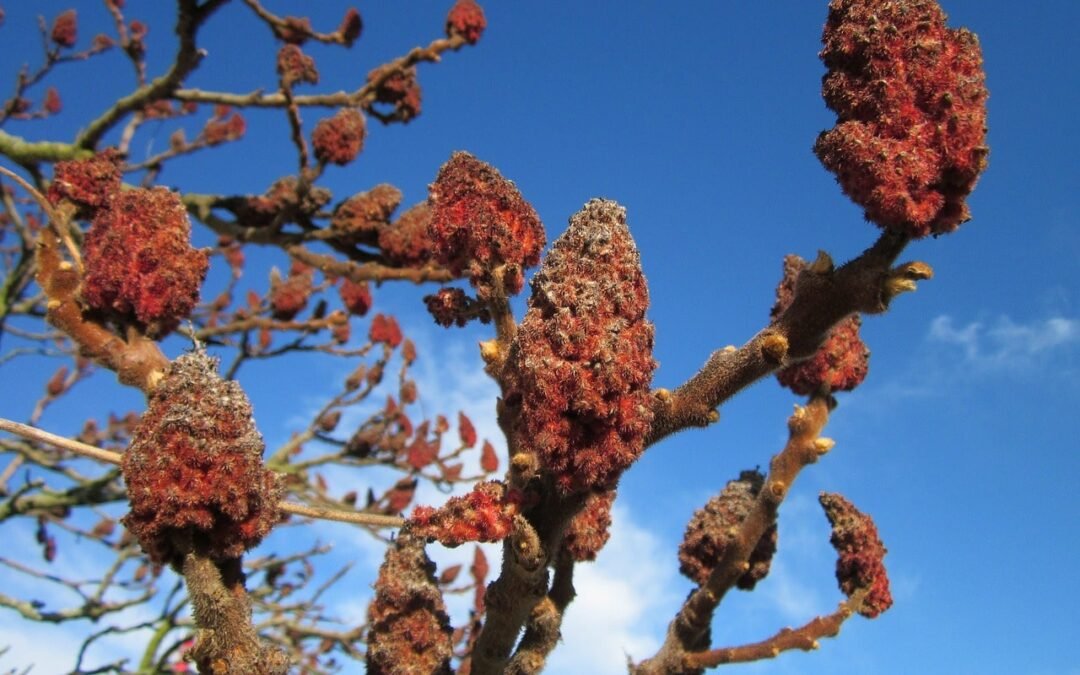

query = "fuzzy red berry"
[423,287,490,328]
[819,492,893,618]
[269,265,313,321]
[81,187,209,337]
[771,255,869,395]
[203,108,246,145]
[409,481,518,547]
[367,65,422,123]
[446,0,486,45]
[504,199,655,494]
[428,152,545,298]
[369,313,403,348]
[366,531,453,674]
[51,10,77,47]
[48,149,122,211]
[330,184,402,244]
[378,201,434,267]
[312,108,366,166]
[564,490,616,562]
[338,8,362,46]
[338,278,372,316]
[121,351,283,565]
[678,470,777,590]
[276,44,318,87]
[43,87,62,114]
[815,0,989,237]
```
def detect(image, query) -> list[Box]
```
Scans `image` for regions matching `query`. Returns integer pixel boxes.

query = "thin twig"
[0,417,405,529]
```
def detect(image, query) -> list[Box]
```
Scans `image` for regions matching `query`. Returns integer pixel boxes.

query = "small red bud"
[50,10,77,48]
[338,8,362,46]
[458,412,477,448]
[479,440,499,474]
[446,0,486,45]
[312,108,366,166]
[43,87,62,114]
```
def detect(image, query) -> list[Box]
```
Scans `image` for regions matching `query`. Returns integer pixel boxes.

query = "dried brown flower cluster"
[409,481,520,547]
[428,152,545,298]
[563,490,616,561]
[446,0,486,45]
[50,151,211,339]
[312,108,367,165]
[678,470,777,590]
[121,351,282,566]
[366,532,454,674]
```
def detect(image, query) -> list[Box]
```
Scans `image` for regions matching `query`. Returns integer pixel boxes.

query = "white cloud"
[546,504,681,675]
[927,314,1078,371]
[326,503,680,675]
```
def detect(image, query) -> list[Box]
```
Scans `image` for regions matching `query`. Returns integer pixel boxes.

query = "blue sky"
[1,2,1077,674]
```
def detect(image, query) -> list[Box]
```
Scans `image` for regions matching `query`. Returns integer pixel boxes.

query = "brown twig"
[505,550,576,675]
[241,0,359,47]
[686,592,865,668]
[75,0,230,150]
[286,244,454,284]
[634,395,836,674]
[173,33,469,111]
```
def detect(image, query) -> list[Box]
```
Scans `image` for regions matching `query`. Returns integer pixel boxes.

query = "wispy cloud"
[927,314,1078,372]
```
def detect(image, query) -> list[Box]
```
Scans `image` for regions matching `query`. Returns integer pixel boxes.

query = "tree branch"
[74,0,229,149]
[685,593,864,668]
[635,395,836,674]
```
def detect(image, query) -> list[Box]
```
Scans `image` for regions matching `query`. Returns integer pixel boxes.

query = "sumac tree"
[0,1,987,673]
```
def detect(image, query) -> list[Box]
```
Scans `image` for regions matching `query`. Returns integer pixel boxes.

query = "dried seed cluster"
[819,492,893,618]
[815,0,989,237]
[678,470,777,590]
[81,185,209,337]
[428,152,545,299]
[367,532,453,675]
[504,199,656,494]
[121,351,282,565]
[772,255,869,395]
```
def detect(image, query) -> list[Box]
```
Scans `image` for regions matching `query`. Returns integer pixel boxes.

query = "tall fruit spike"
[504,199,656,494]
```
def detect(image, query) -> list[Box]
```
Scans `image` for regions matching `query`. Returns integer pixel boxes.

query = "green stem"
[138,618,175,674]
[0,129,93,165]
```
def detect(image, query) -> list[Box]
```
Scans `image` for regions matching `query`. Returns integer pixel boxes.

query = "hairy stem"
[647,231,915,446]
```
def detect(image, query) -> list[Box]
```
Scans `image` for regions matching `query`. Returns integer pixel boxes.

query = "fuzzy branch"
[647,232,930,445]
[635,395,835,674]
[172,33,469,110]
[180,551,289,674]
